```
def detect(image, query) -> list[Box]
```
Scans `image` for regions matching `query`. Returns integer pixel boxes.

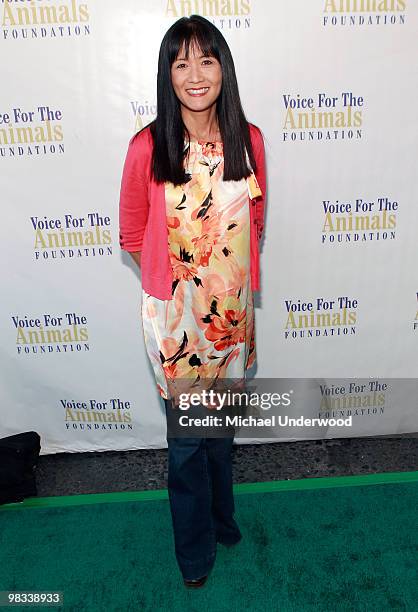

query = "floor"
[34,434,418,496]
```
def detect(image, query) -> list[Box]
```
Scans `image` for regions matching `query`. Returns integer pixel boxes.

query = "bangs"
[168,23,220,64]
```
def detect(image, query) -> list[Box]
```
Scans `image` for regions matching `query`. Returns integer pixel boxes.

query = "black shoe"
[217,534,242,547]
[183,574,208,588]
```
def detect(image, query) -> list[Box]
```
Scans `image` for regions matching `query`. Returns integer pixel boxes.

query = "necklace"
[188,126,221,142]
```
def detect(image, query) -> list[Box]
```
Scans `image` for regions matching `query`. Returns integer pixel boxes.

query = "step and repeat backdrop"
[2,1,417,454]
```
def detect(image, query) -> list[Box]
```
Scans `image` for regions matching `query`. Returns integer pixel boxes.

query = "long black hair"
[146,14,257,186]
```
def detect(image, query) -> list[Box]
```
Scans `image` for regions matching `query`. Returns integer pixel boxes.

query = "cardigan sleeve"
[119,132,151,252]
[251,125,266,241]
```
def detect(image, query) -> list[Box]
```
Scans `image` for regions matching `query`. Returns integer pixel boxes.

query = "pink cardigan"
[119,123,266,300]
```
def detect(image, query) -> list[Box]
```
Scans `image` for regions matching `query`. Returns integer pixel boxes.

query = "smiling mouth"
[186,87,209,96]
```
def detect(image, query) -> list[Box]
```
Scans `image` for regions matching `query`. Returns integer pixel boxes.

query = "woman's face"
[170,42,222,114]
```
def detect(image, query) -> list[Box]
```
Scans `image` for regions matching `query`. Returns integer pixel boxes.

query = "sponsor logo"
[0,105,64,158]
[322,0,406,27]
[31,212,113,261]
[282,92,364,142]
[321,196,398,244]
[284,297,358,339]
[165,0,251,29]
[63,397,133,431]
[13,312,90,354]
[319,380,386,417]
[1,0,91,40]
[130,101,157,132]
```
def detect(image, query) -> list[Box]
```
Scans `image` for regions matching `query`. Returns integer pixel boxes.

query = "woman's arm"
[119,131,151,255]
[253,127,266,241]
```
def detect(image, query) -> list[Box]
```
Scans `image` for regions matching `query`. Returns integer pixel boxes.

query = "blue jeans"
[164,399,242,580]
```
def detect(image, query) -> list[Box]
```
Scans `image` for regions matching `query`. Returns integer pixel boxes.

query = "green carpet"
[1,473,417,611]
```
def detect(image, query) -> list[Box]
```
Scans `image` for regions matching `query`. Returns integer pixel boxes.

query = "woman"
[119,14,266,588]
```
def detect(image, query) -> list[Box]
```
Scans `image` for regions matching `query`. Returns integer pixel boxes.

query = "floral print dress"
[141,138,262,401]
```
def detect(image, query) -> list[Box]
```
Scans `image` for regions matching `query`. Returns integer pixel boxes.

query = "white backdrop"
[1,0,417,454]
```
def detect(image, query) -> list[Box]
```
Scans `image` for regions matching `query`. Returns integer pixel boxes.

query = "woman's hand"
[129,251,142,269]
